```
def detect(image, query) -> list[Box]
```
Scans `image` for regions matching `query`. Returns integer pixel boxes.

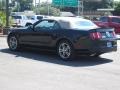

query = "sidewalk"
[0,33,7,37]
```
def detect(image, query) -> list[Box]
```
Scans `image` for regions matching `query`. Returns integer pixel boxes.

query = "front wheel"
[57,41,74,60]
[8,35,20,51]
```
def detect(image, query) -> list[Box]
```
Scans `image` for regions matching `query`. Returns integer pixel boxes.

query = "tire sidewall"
[8,35,19,51]
[57,40,74,60]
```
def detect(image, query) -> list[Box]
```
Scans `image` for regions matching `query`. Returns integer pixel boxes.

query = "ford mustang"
[7,17,117,60]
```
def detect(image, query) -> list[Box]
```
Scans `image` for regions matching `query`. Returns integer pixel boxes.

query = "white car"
[30,15,45,23]
[11,15,33,27]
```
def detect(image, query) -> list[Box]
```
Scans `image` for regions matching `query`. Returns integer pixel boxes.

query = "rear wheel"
[8,35,20,51]
[57,40,74,60]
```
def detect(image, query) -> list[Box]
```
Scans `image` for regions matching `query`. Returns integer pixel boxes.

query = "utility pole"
[6,0,9,27]
[35,0,37,14]
[39,0,40,14]
[39,0,40,6]
[81,0,84,16]
[48,4,50,16]
[78,0,84,16]
[78,0,80,16]
[47,0,50,16]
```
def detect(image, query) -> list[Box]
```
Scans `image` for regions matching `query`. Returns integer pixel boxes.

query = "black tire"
[57,40,74,61]
[8,35,20,51]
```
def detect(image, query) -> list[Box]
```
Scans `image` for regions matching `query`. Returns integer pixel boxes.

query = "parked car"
[7,17,117,60]
[11,15,33,27]
[94,16,120,34]
[29,15,47,24]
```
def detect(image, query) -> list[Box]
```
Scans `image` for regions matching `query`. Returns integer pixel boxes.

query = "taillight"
[90,32,102,40]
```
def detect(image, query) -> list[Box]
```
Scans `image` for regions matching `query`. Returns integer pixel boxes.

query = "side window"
[99,17,108,22]
[35,20,55,30]
[35,21,48,28]
[111,18,120,23]
[53,22,61,30]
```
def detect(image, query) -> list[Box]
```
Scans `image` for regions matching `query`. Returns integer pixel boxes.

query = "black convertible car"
[7,17,117,60]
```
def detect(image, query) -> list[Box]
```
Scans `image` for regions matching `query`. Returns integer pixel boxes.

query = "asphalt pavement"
[0,37,120,90]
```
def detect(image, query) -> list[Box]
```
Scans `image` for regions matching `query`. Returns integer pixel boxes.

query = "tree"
[112,1,120,15]
[0,0,6,11]
[84,0,114,11]
[12,0,33,12]
[34,3,60,16]
[0,11,6,27]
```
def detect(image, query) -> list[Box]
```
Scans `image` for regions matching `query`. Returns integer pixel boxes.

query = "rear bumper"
[75,46,117,54]
[89,46,117,53]
[75,39,117,54]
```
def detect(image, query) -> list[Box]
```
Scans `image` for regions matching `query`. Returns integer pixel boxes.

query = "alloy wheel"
[58,42,72,59]
[9,36,18,50]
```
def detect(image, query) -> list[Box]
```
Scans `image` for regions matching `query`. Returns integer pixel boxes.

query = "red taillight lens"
[90,32,102,40]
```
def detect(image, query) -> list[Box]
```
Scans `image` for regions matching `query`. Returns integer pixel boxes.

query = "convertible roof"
[46,16,89,22]
[45,17,92,29]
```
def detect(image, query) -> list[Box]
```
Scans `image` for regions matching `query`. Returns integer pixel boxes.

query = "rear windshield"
[71,20,98,30]
[12,16,22,19]
[37,16,43,20]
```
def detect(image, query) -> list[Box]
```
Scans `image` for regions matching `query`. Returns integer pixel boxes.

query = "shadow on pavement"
[0,48,113,67]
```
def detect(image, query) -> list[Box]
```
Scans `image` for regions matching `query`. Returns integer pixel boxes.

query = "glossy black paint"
[7,20,117,55]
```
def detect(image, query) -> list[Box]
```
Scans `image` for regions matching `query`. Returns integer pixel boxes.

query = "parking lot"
[0,36,120,90]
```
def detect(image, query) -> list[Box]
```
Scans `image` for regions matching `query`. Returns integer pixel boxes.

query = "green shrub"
[0,11,6,27]
[0,11,13,27]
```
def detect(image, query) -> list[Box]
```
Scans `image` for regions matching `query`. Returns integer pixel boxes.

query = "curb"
[0,34,7,37]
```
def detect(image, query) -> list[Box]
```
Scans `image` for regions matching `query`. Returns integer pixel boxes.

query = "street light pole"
[81,0,84,16]
[6,0,9,27]
[78,0,80,16]
[35,0,37,14]
[39,0,40,14]
[47,0,50,16]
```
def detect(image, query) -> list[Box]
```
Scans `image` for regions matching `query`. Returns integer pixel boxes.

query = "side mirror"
[28,25,34,30]
[25,23,33,27]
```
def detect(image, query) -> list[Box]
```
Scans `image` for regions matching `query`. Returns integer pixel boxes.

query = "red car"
[94,16,120,34]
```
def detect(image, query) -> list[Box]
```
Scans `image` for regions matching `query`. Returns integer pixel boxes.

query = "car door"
[29,20,57,46]
[109,17,120,33]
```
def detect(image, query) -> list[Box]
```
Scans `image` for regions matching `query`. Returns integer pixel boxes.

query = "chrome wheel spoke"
[59,42,71,59]
[9,36,18,50]
[65,51,70,56]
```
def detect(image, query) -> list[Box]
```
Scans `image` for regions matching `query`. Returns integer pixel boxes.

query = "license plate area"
[107,42,112,47]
